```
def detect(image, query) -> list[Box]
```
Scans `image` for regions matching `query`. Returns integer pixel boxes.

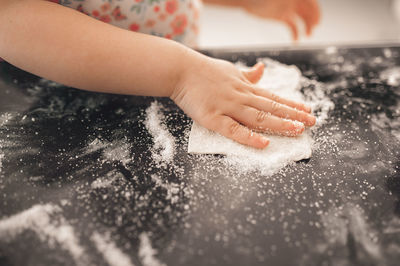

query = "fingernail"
[261,137,270,146]
[307,115,316,126]
[254,62,263,69]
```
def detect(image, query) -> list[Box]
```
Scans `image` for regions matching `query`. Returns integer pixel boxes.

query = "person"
[0,0,320,149]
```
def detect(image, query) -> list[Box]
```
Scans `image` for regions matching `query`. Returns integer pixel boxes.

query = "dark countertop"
[0,44,399,266]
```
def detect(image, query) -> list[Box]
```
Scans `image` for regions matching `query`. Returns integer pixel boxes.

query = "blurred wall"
[198,0,400,48]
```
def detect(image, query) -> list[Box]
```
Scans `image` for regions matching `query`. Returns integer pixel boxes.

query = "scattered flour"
[325,46,338,55]
[102,140,132,167]
[38,78,65,88]
[85,138,109,155]
[320,203,382,261]
[1,53,393,266]
[380,67,400,87]
[0,146,3,173]
[91,232,136,266]
[0,113,13,127]
[139,232,167,266]
[301,77,335,128]
[0,204,88,265]
[384,217,400,234]
[144,102,176,164]
[85,138,132,166]
[90,170,127,190]
[29,176,44,182]
[0,113,13,173]
[383,48,393,58]
[151,174,180,204]
[371,111,400,142]
[91,172,119,189]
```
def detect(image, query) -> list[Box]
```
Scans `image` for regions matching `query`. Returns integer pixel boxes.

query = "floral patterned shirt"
[54,0,202,47]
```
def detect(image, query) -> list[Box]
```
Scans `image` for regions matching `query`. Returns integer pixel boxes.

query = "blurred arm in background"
[202,0,320,41]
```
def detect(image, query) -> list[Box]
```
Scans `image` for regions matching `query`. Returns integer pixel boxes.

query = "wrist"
[169,46,205,101]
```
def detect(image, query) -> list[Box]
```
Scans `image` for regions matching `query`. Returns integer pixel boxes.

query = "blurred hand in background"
[204,0,321,41]
[241,0,320,40]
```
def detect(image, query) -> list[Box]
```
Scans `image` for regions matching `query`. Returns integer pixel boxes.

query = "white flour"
[371,111,400,142]
[91,232,136,266]
[139,232,167,266]
[301,77,335,129]
[91,171,121,189]
[188,59,334,175]
[151,174,180,204]
[85,138,132,166]
[313,203,383,263]
[380,67,400,87]
[144,101,176,165]
[0,113,13,127]
[0,113,13,173]
[0,148,3,173]
[0,204,88,265]
[102,140,132,167]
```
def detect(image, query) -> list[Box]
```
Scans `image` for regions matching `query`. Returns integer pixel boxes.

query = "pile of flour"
[188,59,334,175]
[144,102,176,166]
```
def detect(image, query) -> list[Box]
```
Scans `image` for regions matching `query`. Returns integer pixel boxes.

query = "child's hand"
[241,0,320,41]
[171,54,316,149]
[0,0,315,151]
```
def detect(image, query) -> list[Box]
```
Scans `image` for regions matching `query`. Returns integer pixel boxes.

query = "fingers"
[248,95,316,126]
[251,86,312,113]
[234,106,305,137]
[296,0,321,36]
[295,4,313,36]
[283,16,299,41]
[210,115,270,149]
[308,0,321,25]
[242,62,265,84]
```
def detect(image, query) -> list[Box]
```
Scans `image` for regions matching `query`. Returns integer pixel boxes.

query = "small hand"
[172,54,316,149]
[241,0,321,41]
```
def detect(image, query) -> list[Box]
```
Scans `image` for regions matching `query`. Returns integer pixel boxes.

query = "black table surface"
[0,44,399,266]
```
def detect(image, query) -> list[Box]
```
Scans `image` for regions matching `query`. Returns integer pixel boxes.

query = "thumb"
[242,62,265,84]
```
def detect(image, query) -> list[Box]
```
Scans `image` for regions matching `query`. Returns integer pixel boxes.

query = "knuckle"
[228,121,241,136]
[235,84,248,94]
[270,93,280,102]
[240,73,251,84]
[239,84,256,97]
[253,87,262,94]
[256,110,268,123]
[248,85,258,94]
[270,101,281,115]
[203,114,220,131]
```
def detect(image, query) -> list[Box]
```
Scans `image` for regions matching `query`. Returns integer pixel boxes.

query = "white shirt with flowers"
[55,0,202,47]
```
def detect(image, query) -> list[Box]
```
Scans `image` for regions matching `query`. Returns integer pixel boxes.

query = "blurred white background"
[199,0,400,49]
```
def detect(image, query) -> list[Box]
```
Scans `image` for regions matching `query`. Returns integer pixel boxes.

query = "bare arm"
[0,0,316,149]
[0,0,195,97]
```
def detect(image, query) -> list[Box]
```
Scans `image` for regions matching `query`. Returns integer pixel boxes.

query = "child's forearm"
[0,0,195,97]
[0,1,317,149]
